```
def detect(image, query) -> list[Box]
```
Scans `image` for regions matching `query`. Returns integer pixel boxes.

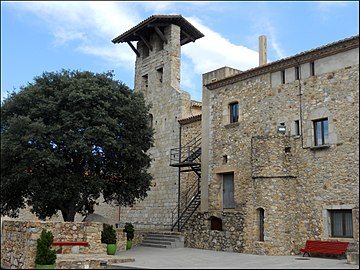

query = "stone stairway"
[140,232,184,248]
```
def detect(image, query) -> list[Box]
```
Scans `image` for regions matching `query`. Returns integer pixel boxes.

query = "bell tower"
[112,15,203,229]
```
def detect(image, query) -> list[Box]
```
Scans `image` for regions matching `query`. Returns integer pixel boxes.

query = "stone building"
[2,14,358,258]
[113,15,359,256]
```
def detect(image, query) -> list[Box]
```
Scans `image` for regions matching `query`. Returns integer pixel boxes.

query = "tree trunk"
[61,209,76,222]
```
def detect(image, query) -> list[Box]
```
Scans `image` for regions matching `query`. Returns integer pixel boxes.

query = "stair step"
[140,243,169,248]
[141,232,184,248]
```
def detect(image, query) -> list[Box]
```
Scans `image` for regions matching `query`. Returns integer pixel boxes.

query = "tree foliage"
[1,69,153,221]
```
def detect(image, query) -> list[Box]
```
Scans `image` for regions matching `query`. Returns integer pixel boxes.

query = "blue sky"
[1,1,359,102]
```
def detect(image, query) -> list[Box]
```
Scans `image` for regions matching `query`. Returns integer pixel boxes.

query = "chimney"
[259,35,267,66]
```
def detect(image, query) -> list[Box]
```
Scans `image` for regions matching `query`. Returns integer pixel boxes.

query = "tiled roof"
[179,114,202,125]
[206,35,359,90]
[191,100,202,107]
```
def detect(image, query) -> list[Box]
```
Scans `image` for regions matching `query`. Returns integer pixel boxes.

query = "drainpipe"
[178,124,182,231]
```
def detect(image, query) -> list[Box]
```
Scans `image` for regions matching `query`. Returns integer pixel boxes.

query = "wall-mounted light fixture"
[277,125,286,134]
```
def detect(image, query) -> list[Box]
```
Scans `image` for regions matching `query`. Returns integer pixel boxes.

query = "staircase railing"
[171,175,200,223]
[170,134,201,166]
[169,134,202,231]
[171,186,200,231]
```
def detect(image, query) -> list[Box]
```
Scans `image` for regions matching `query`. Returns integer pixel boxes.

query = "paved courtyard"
[109,246,358,269]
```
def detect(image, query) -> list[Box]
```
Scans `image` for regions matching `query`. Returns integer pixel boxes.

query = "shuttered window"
[223,173,235,209]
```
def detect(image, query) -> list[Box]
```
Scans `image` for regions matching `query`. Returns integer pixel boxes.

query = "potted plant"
[35,229,57,269]
[123,223,134,250]
[101,223,117,255]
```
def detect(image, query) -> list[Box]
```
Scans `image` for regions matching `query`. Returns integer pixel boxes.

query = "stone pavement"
[109,246,359,269]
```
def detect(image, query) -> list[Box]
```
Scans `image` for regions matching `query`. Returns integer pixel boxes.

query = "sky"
[1,1,359,103]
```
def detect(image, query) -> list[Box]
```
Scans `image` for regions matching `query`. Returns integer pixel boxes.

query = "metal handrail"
[170,134,201,166]
[171,175,200,223]
[171,189,201,231]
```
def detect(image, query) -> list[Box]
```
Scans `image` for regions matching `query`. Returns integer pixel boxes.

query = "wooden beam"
[181,30,195,42]
[135,33,153,51]
[127,41,140,57]
[154,26,167,44]
[180,37,191,46]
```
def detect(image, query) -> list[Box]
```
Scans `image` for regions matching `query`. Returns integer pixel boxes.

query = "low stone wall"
[183,212,245,253]
[0,220,111,269]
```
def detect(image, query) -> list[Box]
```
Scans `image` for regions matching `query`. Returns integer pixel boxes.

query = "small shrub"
[123,223,134,241]
[101,223,117,244]
[35,229,57,265]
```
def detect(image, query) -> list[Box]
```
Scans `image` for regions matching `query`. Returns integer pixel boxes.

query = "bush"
[35,229,57,265]
[101,223,117,244]
[123,223,134,241]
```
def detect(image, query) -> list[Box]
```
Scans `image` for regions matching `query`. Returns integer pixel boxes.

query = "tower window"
[157,67,163,83]
[142,74,148,89]
[258,208,265,241]
[294,120,300,136]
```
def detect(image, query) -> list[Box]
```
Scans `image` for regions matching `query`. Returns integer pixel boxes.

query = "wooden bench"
[300,240,349,257]
[52,241,89,254]
[52,241,89,246]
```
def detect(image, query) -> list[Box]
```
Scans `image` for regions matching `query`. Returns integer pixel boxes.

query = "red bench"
[300,240,349,257]
[52,241,89,246]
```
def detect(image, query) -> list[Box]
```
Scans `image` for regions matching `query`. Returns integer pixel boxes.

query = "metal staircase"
[170,134,201,231]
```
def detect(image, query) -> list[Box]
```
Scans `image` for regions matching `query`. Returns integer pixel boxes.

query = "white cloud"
[183,16,259,74]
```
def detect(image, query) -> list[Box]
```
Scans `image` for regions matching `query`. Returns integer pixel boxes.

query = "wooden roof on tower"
[112,15,204,46]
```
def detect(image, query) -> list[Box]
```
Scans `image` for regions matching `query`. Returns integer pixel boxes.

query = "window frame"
[281,70,286,84]
[313,118,329,146]
[329,210,353,238]
[295,66,300,80]
[258,208,265,241]
[294,120,300,136]
[229,102,239,124]
[310,61,315,76]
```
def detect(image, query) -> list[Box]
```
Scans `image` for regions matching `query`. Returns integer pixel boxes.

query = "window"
[313,118,329,146]
[330,210,353,238]
[294,120,300,136]
[258,208,265,241]
[149,114,153,129]
[223,173,235,209]
[142,75,148,89]
[281,70,286,84]
[229,102,239,123]
[295,66,300,80]
[222,155,228,164]
[157,67,163,83]
[310,62,315,76]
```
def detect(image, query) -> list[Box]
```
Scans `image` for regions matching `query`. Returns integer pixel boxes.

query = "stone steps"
[140,232,184,248]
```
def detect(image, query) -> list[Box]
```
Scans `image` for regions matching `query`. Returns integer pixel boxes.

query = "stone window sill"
[224,122,240,129]
[310,144,331,150]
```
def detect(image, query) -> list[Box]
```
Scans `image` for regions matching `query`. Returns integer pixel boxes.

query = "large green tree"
[1,69,153,221]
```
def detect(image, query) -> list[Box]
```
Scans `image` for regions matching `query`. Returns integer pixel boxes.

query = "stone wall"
[184,211,245,253]
[1,220,109,269]
[193,48,359,256]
